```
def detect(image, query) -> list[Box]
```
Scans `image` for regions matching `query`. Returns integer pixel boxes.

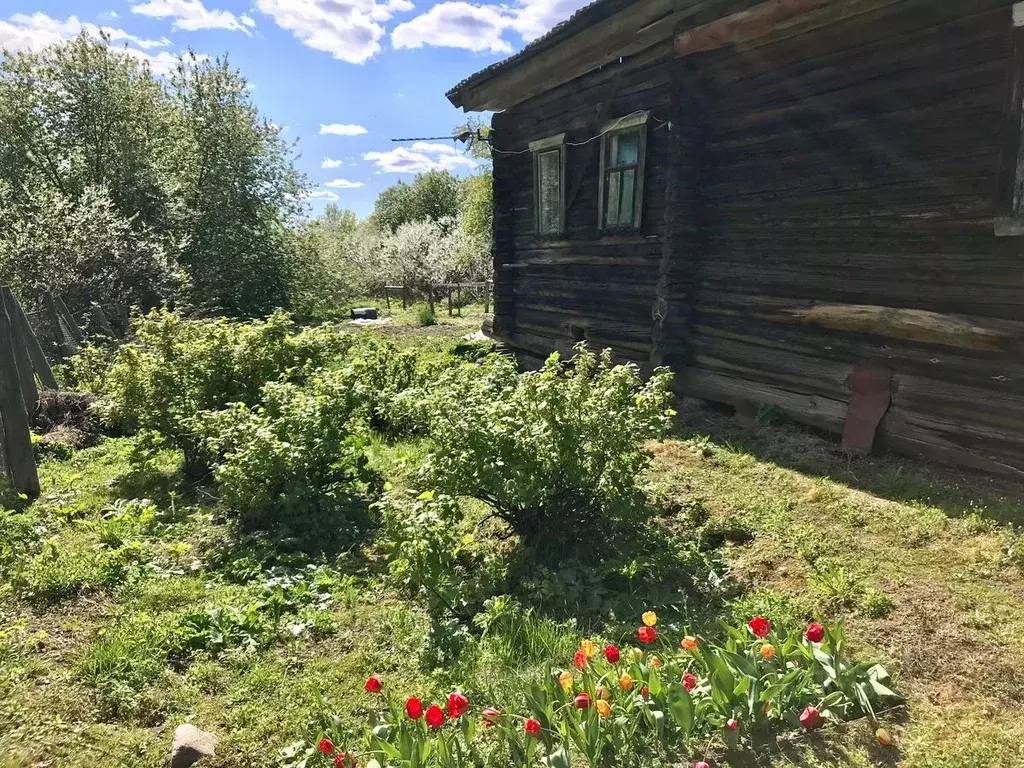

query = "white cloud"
[364,146,478,174]
[256,0,414,65]
[391,0,591,53]
[302,190,341,201]
[325,178,365,189]
[411,141,458,155]
[0,13,181,74]
[391,2,511,54]
[131,0,254,34]
[322,158,345,169]
[320,123,368,136]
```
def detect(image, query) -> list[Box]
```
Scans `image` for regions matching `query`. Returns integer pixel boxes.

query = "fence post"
[88,302,116,339]
[484,281,491,315]
[9,292,58,390]
[402,285,408,311]
[427,285,435,315]
[44,292,69,360]
[55,295,85,344]
[0,290,40,498]
[2,289,38,414]
[456,284,462,317]
[447,286,453,317]
[385,288,391,311]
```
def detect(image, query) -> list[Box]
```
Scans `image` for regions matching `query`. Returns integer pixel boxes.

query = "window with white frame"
[598,112,649,231]
[530,133,566,236]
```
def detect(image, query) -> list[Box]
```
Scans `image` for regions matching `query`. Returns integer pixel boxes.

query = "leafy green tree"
[0,32,179,235]
[371,170,462,233]
[0,36,308,319]
[169,53,305,317]
[293,205,362,317]
[0,182,182,327]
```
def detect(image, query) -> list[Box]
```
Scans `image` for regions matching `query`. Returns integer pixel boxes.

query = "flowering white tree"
[381,217,460,310]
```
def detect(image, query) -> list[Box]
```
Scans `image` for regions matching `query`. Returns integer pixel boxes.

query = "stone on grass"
[171,723,218,768]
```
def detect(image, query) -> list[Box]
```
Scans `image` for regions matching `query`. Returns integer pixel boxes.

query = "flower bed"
[293,613,901,768]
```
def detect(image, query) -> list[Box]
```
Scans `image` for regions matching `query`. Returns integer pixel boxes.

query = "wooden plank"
[675,0,832,57]
[10,295,58,391]
[2,288,38,415]
[995,12,1024,234]
[0,290,39,497]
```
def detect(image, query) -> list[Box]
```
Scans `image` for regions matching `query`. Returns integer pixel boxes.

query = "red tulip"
[364,675,383,694]
[334,753,357,768]
[604,644,620,663]
[695,762,711,768]
[574,650,587,670]
[637,626,657,645]
[799,706,822,730]
[726,718,738,731]
[640,686,650,699]
[525,717,541,736]
[482,707,502,727]
[425,705,445,729]
[405,697,423,720]
[805,623,825,643]
[574,692,591,709]
[683,672,698,691]
[748,617,771,638]
[318,738,335,755]
[447,691,469,719]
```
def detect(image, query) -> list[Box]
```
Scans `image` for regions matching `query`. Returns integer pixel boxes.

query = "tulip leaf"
[542,748,571,768]
[666,682,694,736]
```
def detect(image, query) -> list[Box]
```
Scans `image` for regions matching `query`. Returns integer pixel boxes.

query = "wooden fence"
[0,289,119,498]
[383,281,492,316]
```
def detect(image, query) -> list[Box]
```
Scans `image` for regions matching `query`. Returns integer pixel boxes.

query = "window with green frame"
[598,112,649,231]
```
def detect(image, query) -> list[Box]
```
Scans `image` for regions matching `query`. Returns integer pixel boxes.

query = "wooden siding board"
[490,0,1024,475]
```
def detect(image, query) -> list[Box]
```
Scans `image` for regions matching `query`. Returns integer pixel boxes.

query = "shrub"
[200,371,377,545]
[418,306,437,327]
[83,308,350,472]
[410,345,675,549]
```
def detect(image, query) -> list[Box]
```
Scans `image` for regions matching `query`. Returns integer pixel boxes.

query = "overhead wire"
[391,111,673,156]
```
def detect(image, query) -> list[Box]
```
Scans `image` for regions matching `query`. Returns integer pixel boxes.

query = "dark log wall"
[491,42,684,364]
[671,0,1024,474]
[491,0,1024,475]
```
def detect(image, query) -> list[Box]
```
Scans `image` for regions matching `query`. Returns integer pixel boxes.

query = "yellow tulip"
[760,643,776,660]
[641,611,657,628]
[618,673,633,691]
[580,639,596,659]
[559,672,573,692]
[681,636,698,651]
[628,647,644,662]
[876,728,894,747]
[595,700,611,718]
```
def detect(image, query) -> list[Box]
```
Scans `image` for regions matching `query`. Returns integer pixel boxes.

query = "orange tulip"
[618,673,633,691]
[559,672,573,692]
[596,700,611,718]
[681,636,698,651]
[760,643,776,660]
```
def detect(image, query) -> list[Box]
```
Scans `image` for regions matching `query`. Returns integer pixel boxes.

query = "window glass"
[605,171,621,229]
[537,148,561,234]
[614,131,639,166]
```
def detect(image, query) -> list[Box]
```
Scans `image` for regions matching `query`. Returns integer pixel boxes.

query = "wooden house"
[446,0,1024,476]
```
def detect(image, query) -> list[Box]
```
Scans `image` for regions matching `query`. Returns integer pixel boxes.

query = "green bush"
[79,308,350,472]
[418,306,437,326]
[409,345,675,550]
[200,371,377,545]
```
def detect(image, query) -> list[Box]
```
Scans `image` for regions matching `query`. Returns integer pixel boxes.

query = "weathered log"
[9,294,58,390]
[0,290,39,497]
[2,288,38,416]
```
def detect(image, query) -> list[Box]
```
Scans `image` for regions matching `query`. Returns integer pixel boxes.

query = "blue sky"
[0,0,590,217]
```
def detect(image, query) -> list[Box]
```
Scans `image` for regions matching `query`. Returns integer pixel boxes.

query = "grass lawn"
[2,310,1022,768]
